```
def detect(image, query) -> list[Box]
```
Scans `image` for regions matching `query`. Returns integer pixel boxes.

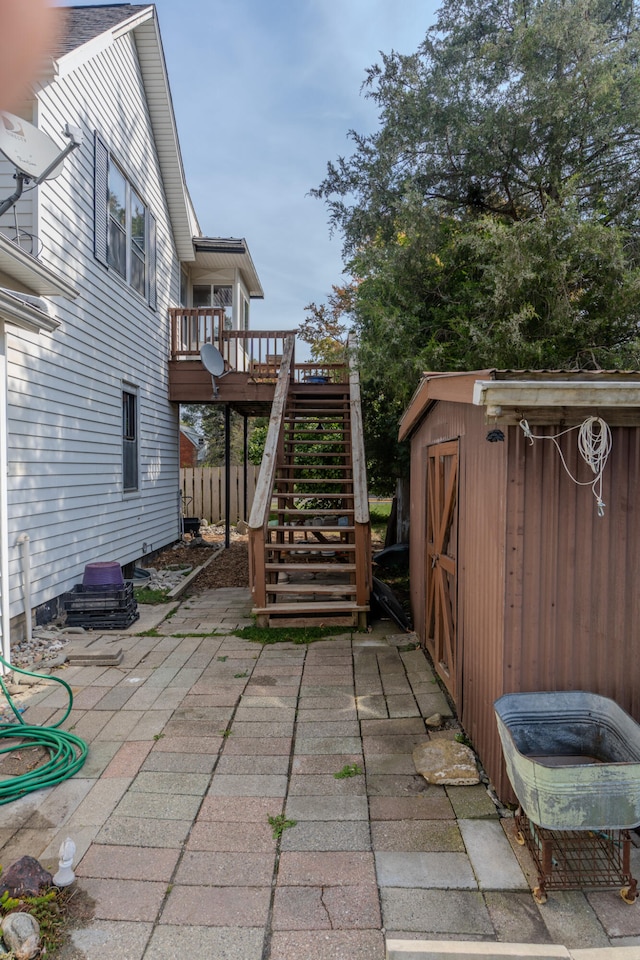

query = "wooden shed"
[398,370,640,801]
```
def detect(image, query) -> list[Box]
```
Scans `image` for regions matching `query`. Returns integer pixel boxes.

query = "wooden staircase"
[248,339,371,627]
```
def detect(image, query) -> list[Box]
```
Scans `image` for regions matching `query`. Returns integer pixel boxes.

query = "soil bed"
[150,538,250,590]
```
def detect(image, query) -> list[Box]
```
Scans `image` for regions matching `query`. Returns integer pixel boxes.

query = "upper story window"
[192,283,233,329]
[94,133,156,308]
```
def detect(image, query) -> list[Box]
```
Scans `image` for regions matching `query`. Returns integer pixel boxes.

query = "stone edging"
[166,546,225,600]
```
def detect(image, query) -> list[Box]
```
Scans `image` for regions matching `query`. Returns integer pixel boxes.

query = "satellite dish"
[200,343,226,397]
[200,343,225,377]
[0,112,65,180]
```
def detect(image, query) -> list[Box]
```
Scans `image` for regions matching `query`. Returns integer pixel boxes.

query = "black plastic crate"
[62,582,134,612]
[65,611,139,630]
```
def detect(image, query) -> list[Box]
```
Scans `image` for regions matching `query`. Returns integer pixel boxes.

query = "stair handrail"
[248,334,295,533]
[348,337,369,526]
[349,337,372,613]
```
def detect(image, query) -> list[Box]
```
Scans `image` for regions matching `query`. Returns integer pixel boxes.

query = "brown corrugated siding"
[410,403,640,802]
[498,423,640,798]
[457,411,508,785]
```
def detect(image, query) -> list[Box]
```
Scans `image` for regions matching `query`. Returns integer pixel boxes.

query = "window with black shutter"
[122,389,138,492]
[94,132,157,308]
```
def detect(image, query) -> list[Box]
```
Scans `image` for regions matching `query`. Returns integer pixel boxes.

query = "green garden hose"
[0,657,88,804]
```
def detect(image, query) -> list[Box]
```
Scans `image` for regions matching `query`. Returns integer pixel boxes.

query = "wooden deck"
[168,309,348,414]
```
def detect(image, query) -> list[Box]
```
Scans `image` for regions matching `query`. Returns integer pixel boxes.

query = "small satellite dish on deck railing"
[200,343,226,397]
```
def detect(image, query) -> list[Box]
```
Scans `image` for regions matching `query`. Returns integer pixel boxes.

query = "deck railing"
[348,336,372,607]
[169,308,294,375]
[169,309,354,384]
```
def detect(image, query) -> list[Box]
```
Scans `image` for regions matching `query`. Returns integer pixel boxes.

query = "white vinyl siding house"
[0,7,185,637]
[0,3,262,645]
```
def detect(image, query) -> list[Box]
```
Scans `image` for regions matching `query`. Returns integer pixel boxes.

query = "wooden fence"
[180,466,260,523]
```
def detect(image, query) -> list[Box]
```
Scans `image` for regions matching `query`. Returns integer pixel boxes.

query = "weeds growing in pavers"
[153,733,165,741]
[234,671,249,678]
[137,628,161,637]
[268,813,297,839]
[334,762,363,779]
[133,587,170,604]
[217,656,228,661]
[220,728,232,738]
[233,625,349,645]
[165,606,180,619]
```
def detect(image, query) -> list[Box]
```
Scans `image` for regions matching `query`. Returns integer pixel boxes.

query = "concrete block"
[571,950,640,960]
[459,819,528,890]
[386,942,570,960]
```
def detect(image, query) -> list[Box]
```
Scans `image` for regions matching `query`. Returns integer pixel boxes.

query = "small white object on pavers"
[413,739,480,785]
[386,941,570,960]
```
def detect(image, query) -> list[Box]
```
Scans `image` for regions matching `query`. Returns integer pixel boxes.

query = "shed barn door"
[426,440,459,700]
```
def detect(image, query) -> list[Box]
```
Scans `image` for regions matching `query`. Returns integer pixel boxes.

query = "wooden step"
[284,439,350,445]
[276,507,354,517]
[275,493,354,500]
[285,410,349,416]
[274,478,353,485]
[288,397,349,403]
[285,416,349,422]
[268,524,354,533]
[276,466,353,472]
[265,562,357,573]
[264,543,357,553]
[282,454,350,461]
[265,584,357,596]
[252,601,368,615]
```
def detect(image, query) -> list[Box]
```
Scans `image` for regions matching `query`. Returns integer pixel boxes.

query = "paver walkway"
[0,587,638,959]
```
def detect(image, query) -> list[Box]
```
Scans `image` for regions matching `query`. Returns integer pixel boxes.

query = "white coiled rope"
[519,416,612,517]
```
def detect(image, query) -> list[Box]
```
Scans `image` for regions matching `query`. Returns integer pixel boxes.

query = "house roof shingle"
[57,4,149,56]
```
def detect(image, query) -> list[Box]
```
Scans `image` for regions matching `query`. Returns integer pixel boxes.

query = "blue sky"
[74,1,442,329]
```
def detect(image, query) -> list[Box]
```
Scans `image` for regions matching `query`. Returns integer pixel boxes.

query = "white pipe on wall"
[16,533,31,645]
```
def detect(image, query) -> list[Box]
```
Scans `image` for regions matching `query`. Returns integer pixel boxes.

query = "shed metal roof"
[399,370,640,440]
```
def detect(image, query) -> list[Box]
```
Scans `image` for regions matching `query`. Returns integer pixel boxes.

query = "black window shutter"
[94,132,109,266]
[148,210,157,309]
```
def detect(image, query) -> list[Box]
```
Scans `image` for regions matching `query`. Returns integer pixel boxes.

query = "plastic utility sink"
[494,691,640,830]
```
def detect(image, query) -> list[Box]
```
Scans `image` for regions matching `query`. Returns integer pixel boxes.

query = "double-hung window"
[94,133,157,307]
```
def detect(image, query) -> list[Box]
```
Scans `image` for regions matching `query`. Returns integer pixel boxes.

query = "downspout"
[15,534,31,645]
[0,323,10,669]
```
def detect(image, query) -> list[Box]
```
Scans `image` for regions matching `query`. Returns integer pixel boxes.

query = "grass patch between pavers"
[334,762,363,779]
[133,586,171,604]
[268,813,297,838]
[232,625,349,645]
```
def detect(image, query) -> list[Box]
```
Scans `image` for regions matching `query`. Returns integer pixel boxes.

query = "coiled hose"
[0,657,88,804]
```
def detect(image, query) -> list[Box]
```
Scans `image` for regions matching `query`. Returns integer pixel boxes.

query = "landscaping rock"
[425,712,443,728]
[2,911,40,959]
[0,856,53,898]
[413,739,480,785]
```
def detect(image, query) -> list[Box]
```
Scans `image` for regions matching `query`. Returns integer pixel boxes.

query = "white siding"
[5,33,182,618]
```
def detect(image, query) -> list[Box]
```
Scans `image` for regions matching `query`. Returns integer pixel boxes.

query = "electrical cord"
[0,657,88,804]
